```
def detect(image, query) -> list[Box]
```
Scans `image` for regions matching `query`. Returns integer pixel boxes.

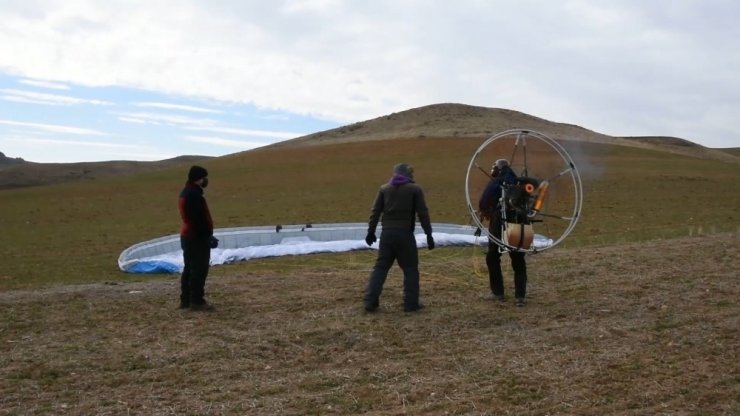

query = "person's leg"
[486,240,505,297]
[511,251,527,302]
[364,231,396,310]
[396,231,421,310]
[486,215,507,299]
[189,240,211,305]
[180,237,192,308]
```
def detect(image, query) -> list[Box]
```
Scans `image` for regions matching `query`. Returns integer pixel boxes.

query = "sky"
[1,0,739,163]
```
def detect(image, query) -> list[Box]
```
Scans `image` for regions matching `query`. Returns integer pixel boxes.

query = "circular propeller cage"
[465,129,583,253]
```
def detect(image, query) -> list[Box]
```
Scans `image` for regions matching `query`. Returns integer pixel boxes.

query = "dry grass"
[2,136,738,290]
[1,108,739,414]
[2,232,737,415]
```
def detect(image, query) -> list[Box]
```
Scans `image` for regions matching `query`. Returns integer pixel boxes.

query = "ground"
[1,232,738,415]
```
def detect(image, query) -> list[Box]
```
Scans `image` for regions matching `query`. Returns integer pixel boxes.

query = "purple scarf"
[389,174,412,186]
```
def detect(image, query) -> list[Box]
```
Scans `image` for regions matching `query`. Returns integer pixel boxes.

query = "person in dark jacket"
[363,163,435,313]
[178,165,218,311]
[478,159,528,306]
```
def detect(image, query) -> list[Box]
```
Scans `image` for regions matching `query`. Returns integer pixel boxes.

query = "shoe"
[178,302,190,309]
[364,299,379,313]
[515,298,526,307]
[404,303,425,312]
[190,302,215,312]
[483,292,506,303]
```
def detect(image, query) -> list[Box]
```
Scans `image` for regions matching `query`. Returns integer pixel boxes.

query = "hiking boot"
[404,303,425,312]
[190,302,215,312]
[515,298,526,307]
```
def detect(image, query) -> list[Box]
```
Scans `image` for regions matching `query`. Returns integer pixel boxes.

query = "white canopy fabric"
[118,223,553,274]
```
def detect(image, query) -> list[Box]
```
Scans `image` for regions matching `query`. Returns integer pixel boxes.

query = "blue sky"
[0,74,335,162]
[1,1,739,163]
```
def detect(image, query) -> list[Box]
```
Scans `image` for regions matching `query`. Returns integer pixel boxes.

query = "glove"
[209,236,219,249]
[365,232,377,246]
[474,227,482,237]
[426,234,435,250]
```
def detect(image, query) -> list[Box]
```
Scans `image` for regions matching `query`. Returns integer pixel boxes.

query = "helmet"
[491,159,509,177]
[492,159,509,170]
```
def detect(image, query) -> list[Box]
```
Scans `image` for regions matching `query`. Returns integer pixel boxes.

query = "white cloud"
[115,112,218,127]
[185,135,269,149]
[0,119,104,135]
[0,1,739,148]
[135,102,222,114]
[186,125,303,140]
[19,79,70,90]
[280,0,342,14]
[0,133,162,163]
[0,89,112,106]
[6,136,145,150]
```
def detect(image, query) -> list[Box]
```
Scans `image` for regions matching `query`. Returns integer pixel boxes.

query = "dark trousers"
[180,237,211,305]
[487,214,528,298]
[486,240,527,298]
[364,229,420,308]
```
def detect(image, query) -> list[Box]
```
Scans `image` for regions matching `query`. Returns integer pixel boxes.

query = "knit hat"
[188,165,208,182]
[393,163,414,179]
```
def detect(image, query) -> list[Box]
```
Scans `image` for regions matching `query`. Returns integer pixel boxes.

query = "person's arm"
[368,189,384,234]
[414,187,432,236]
[365,188,384,246]
[479,180,501,219]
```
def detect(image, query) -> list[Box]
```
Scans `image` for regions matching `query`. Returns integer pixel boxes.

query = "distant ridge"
[0,151,28,167]
[0,155,212,189]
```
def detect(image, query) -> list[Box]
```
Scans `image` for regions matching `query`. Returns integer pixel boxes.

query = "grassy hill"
[0,104,738,414]
[279,103,740,164]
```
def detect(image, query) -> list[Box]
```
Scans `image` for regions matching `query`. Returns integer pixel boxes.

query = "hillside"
[276,103,740,163]
[276,103,614,145]
[2,104,738,190]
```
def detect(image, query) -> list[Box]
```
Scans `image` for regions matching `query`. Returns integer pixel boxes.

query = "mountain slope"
[275,103,613,145]
[275,103,740,163]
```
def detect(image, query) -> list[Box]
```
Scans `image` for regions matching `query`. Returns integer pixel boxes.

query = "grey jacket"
[368,178,432,235]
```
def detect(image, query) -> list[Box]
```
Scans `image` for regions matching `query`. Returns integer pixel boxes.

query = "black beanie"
[188,165,208,182]
[393,163,414,179]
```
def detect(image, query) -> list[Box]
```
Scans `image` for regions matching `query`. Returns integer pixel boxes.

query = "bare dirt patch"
[1,233,738,415]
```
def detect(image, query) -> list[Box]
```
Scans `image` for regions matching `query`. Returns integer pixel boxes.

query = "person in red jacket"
[178,165,218,311]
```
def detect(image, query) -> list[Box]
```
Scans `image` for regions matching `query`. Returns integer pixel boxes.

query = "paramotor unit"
[465,129,583,253]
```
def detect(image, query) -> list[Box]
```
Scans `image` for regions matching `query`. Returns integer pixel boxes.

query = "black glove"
[209,236,219,249]
[365,232,377,246]
[474,227,482,237]
[426,234,435,250]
